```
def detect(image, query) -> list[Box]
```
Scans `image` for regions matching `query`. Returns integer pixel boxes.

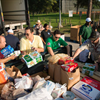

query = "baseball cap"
[7,29,13,33]
[86,17,91,22]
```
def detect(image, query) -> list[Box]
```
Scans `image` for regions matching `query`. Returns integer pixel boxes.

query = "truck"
[0,0,30,36]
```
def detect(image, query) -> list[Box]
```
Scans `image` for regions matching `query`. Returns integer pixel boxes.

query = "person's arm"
[65,45,70,56]
[0,55,16,63]
[79,26,84,46]
[47,47,54,56]
[79,35,82,46]
[73,48,82,59]
[93,37,99,44]
[41,37,46,45]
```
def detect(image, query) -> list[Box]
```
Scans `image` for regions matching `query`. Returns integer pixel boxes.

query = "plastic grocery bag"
[33,78,46,90]
[51,83,67,99]
[79,50,89,62]
[43,80,55,94]
[15,76,33,89]
[18,87,53,100]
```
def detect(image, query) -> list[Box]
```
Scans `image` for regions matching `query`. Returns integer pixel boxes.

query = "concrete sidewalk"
[64,34,79,55]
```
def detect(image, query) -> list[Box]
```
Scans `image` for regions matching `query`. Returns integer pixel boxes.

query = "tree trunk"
[87,0,92,18]
[76,6,78,14]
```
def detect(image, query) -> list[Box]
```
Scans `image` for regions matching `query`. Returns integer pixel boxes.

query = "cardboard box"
[61,67,80,90]
[70,25,81,41]
[71,76,100,100]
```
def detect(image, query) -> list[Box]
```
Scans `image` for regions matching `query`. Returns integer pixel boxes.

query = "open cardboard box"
[6,66,22,79]
[70,25,81,41]
[0,66,22,94]
[31,71,54,82]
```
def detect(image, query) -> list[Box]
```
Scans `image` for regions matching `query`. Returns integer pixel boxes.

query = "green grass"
[24,12,100,34]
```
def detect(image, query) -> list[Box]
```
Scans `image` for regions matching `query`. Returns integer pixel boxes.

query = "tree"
[28,0,57,15]
[74,0,100,14]
[87,0,92,18]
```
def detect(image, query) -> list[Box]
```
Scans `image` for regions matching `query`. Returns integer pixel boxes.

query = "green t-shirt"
[45,36,68,51]
[79,24,92,43]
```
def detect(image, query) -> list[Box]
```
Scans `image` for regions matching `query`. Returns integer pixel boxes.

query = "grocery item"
[22,55,37,68]
[1,45,14,57]
[57,55,74,65]
[22,51,43,68]
[14,50,21,56]
[82,63,95,76]
[65,57,74,64]
[71,76,100,100]
[61,62,78,72]
[0,63,8,84]
[48,53,69,64]
[74,98,82,100]
[55,98,64,100]
[62,91,75,100]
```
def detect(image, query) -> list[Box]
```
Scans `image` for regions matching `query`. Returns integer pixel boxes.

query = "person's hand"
[70,57,74,60]
[31,47,38,51]
[10,54,17,60]
[21,58,25,63]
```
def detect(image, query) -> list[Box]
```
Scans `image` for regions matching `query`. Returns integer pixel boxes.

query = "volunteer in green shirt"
[46,29,70,56]
[79,17,92,46]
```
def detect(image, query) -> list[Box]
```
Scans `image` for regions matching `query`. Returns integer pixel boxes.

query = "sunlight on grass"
[24,13,100,34]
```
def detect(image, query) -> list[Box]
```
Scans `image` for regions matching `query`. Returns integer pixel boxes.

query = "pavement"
[64,34,79,55]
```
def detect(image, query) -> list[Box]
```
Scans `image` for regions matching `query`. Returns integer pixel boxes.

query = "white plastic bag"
[79,50,89,62]
[33,78,46,90]
[51,83,67,99]
[15,76,33,89]
[18,87,53,100]
[43,80,55,94]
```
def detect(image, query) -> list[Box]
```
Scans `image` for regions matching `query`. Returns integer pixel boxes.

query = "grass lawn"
[25,12,100,34]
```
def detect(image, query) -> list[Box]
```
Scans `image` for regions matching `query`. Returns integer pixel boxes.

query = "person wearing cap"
[5,29,20,50]
[45,29,71,56]
[79,17,92,46]
[20,27,44,55]
[35,20,44,35]
[72,30,100,62]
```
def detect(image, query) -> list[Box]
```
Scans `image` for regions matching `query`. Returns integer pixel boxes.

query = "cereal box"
[71,77,100,100]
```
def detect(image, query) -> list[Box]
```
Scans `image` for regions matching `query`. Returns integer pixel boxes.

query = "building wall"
[62,0,77,13]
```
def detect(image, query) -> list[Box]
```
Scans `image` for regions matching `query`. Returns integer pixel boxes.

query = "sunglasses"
[24,33,29,36]
[55,36,60,39]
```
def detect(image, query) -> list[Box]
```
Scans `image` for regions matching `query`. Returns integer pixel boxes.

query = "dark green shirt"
[79,24,92,43]
[46,36,68,51]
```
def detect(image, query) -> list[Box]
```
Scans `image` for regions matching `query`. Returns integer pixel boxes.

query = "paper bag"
[61,67,80,90]
[6,66,22,79]
[48,62,56,79]
[54,63,61,83]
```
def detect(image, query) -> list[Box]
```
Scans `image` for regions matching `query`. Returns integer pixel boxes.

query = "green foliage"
[74,0,100,10]
[28,0,58,14]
